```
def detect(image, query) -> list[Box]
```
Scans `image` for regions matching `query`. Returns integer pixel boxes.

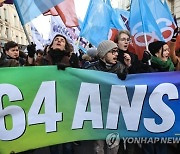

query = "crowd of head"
[1,29,179,77]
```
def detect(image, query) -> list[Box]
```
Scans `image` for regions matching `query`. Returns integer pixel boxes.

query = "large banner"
[0,66,180,153]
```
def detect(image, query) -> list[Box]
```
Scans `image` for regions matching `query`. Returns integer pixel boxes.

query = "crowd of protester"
[0,26,180,154]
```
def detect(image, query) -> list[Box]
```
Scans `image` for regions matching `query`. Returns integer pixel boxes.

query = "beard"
[49,48,70,64]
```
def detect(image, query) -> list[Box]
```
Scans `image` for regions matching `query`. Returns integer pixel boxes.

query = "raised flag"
[30,23,46,50]
[49,16,77,44]
[44,0,78,28]
[129,0,164,59]
[13,0,64,25]
[80,0,112,47]
[108,9,129,41]
[147,0,176,42]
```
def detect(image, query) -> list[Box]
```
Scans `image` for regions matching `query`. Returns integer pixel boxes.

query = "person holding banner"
[27,34,80,69]
[27,34,79,154]
[85,40,128,154]
[87,40,128,80]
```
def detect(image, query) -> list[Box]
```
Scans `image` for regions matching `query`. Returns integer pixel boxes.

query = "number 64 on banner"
[0,81,62,141]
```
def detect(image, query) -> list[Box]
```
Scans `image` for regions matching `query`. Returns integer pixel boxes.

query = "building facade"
[0,4,32,47]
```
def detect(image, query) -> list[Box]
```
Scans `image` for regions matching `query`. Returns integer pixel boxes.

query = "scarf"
[151,56,175,71]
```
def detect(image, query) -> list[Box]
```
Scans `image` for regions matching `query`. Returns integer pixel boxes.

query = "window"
[5,27,9,38]
[16,35,19,43]
[4,8,7,22]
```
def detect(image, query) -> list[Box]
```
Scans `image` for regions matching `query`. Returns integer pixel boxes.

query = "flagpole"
[13,0,31,44]
[143,33,151,65]
[144,33,148,51]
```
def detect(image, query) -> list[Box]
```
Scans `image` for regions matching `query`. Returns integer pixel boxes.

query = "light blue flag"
[129,0,164,47]
[163,0,176,25]
[13,0,64,25]
[147,0,176,42]
[111,8,129,30]
[80,0,112,47]
[104,0,112,8]
[104,0,126,30]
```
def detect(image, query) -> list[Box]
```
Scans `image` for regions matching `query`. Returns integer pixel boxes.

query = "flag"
[104,0,112,8]
[13,0,64,25]
[80,0,112,47]
[30,23,46,50]
[108,9,129,41]
[147,0,176,42]
[129,0,164,59]
[44,0,78,28]
[49,16,76,44]
[111,9,129,30]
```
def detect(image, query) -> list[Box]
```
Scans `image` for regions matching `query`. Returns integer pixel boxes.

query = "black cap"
[148,41,166,56]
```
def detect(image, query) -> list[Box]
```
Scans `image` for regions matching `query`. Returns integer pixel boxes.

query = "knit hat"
[148,41,166,56]
[97,40,118,58]
[87,48,98,58]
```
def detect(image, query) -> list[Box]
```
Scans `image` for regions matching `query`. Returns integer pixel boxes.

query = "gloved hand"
[69,53,80,68]
[57,63,69,70]
[27,43,36,58]
[142,50,151,63]
[172,27,179,39]
[117,68,127,80]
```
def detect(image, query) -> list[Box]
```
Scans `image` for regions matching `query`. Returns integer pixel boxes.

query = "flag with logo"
[147,0,176,42]
[129,0,164,59]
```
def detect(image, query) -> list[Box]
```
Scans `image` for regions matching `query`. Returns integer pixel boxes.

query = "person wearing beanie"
[87,40,128,79]
[148,41,175,72]
[84,40,128,154]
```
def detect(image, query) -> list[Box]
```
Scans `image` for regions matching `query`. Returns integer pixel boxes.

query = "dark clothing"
[36,52,70,66]
[0,53,19,67]
[6,55,26,66]
[87,59,128,80]
[85,59,129,154]
[35,49,74,154]
[117,49,149,74]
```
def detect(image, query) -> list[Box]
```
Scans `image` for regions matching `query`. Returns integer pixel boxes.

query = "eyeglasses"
[119,38,131,42]
[109,48,118,55]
